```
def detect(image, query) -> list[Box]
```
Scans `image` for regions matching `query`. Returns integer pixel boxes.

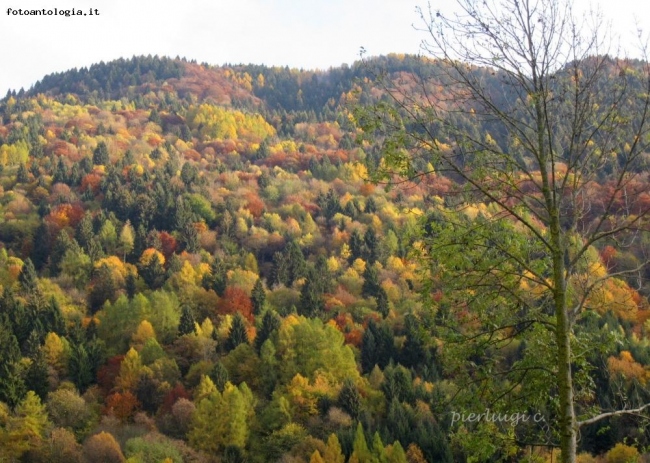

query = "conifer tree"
[92,141,109,165]
[338,378,361,420]
[210,362,230,392]
[226,313,248,352]
[19,258,39,294]
[251,279,266,315]
[376,288,390,318]
[25,351,49,400]
[0,315,26,406]
[178,305,196,336]
[68,344,93,392]
[362,265,381,298]
[255,310,280,353]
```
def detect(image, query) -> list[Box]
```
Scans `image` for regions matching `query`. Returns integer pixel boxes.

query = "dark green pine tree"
[76,213,95,251]
[132,224,149,261]
[174,197,192,232]
[23,328,43,359]
[315,255,333,293]
[270,251,289,287]
[31,223,50,270]
[85,339,105,382]
[88,264,116,313]
[182,222,199,253]
[149,108,162,125]
[376,288,390,318]
[258,171,271,188]
[344,200,358,218]
[363,228,379,264]
[49,232,75,275]
[19,258,39,294]
[178,305,196,336]
[93,141,110,165]
[225,313,248,352]
[318,188,341,220]
[361,328,377,374]
[382,364,414,404]
[349,230,366,263]
[364,197,377,214]
[2,291,31,347]
[223,446,247,463]
[285,241,306,286]
[251,279,266,315]
[400,314,431,371]
[86,318,98,341]
[0,315,26,407]
[202,257,227,296]
[140,253,166,290]
[299,267,325,317]
[43,296,66,336]
[68,343,93,392]
[255,139,271,160]
[16,162,29,183]
[255,310,280,353]
[126,272,137,300]
[362,265,381,298]
[25,350,49,400]
[52,157,68,184]
[210,361,230,392]
[337,378,361,420]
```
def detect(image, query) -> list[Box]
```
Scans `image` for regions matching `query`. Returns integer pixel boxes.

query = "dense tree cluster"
[0,53,647,462]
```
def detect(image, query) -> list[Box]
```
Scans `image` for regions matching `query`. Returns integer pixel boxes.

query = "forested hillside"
[0,54,649,462]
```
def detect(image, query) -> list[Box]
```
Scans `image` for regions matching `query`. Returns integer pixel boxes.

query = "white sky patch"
[0,0,647,94]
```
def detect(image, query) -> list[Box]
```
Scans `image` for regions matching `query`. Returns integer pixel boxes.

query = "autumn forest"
[0,49,650,463]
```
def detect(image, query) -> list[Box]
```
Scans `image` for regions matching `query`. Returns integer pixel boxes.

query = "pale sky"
[0,0,647,95]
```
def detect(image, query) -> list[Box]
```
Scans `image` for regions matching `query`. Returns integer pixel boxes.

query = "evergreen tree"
[182,222,200,253]
[299,266,326,317]
[364,197,377,214]
[255,310,281,353]
[68,344,93,392]
[210,362,230,392]
[125,272,137,300]
[363,228,379,264]
[349,230,366,263]
[251,279,266,315]
[43,296,66,336]
[202,257,227,296]
[400,314,430,371]
[0,316,26,406]
[223,445,247,463]
[362,265,381,298]
[88,263,116,313]
[376,288,390,318]
[226,313,248,352]
[18,258,39,294]
[25,351,49,400]
[16,163,29,183]
[140,253,166,289]
[31,223,50,270]
[361,328,377,374]
[285,241,306,286]
[93,141,109,165]
[338,378,361,420]
[178,305,196,336]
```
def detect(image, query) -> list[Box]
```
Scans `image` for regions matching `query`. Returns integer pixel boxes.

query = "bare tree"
[354,0,650,461]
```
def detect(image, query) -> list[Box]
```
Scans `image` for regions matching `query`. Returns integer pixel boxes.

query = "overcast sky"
[0,0,648,95]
